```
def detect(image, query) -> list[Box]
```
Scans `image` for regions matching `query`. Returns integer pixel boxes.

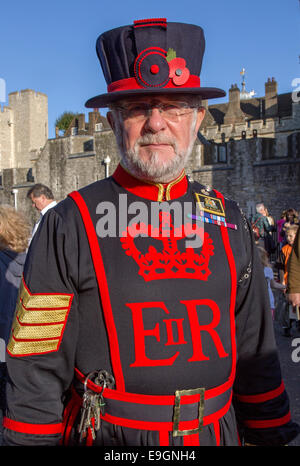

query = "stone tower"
[0,89,48,169]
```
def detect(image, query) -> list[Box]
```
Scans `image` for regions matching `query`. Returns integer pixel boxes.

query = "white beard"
[122,136,194,183]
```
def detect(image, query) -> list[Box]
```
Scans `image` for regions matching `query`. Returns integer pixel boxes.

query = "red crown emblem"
[120,212,214,281]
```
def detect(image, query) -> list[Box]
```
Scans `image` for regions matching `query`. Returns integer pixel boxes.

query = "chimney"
[264,77,278,117]
[77,113,86,132]
[223,84,246,125]
[88,110,99,134]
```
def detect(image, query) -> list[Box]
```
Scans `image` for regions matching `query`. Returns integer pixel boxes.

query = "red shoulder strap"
[212,189,237,384]
[68,190,125,391]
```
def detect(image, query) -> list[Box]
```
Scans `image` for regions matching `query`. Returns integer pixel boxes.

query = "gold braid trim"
[7,278,73,356]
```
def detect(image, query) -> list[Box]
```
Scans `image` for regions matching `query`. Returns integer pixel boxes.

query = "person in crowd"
[3,18,300,447]
[265,208,275,229]
[251,203,275,254]
[27,184,57,242]
[0,205,30,443]
[251,203,273,239]
[257,246,286,321]
[277,210,287,250]
[281,209,299,246]
[264,207,277,257]
[278,224,300,336]
[287,223,300,307]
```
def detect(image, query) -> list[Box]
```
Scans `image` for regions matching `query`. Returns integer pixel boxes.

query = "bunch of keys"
[78,369,115,442]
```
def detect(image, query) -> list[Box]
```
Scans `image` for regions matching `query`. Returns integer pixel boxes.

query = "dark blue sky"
[0,0,299,138]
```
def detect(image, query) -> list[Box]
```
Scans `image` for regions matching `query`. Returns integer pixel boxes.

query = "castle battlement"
[201,77,298,144]
[9,89,48,100]
[203,116,289,142]
[0,106,12,115]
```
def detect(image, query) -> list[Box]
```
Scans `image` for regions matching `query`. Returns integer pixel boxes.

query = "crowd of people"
[250,203,300,336]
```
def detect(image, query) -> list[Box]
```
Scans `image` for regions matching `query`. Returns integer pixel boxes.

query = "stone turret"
[223,84,246,125]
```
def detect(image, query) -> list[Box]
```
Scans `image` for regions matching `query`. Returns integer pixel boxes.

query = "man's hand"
[288,293,300,306]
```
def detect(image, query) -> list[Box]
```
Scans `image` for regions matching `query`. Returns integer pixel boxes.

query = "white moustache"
[137,135,177,149]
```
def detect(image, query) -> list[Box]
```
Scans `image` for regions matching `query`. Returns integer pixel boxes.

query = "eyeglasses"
[115,101,197,122]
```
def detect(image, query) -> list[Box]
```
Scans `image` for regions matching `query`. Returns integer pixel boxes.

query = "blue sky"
[0,0,299,138]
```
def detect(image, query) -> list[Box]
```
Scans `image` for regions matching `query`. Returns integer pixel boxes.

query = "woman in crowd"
[278,224,300,336]
[0,205,30,442]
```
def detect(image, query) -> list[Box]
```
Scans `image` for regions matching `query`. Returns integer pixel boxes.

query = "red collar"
[112,164,188,202]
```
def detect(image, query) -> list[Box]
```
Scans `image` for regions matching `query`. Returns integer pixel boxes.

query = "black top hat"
[85,18,226,108]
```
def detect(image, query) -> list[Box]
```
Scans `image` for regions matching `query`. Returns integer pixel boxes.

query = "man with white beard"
[4,18,299,447]
[107,95,204,184]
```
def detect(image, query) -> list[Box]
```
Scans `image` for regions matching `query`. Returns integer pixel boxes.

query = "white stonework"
[0,89,48,170]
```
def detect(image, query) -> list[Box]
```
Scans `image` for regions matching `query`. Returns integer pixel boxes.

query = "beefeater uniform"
[3,18,300,446]
[3,165,300,446]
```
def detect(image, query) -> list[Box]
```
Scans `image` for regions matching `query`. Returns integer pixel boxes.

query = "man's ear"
[195,107,206,134]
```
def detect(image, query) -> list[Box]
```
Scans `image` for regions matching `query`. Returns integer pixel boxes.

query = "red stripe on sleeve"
[3,417,62,435]
[244,412,291,429]
[234,381,285,404]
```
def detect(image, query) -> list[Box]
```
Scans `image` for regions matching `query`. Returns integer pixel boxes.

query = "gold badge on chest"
[194,192,225,217]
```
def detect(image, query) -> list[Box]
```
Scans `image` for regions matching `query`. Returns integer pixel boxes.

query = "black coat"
[3,167,300,446]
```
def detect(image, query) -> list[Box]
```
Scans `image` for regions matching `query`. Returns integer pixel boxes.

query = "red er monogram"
[126,299,229,367]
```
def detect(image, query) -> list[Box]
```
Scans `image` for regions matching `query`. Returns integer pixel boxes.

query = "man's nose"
[143,108,167,133]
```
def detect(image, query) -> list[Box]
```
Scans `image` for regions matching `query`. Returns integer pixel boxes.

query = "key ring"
[83,370,99,393]
[83,369,115,392]
[95,370,115,389]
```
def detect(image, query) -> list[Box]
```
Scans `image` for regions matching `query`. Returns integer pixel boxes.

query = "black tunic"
[3,165,300,446]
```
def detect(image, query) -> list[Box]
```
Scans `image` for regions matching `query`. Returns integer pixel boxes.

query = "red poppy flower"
[168,57,190,85]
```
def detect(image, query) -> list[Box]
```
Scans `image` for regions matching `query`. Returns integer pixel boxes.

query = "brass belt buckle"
[173,388,205,437]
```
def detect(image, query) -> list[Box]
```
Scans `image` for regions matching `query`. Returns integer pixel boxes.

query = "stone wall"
[192,137,300,219]
[0,84,299,229]
[0,168,38,226]
[33,130,120,203]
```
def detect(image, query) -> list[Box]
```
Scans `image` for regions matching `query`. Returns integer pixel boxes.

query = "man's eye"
[162,105,183,115]
[163,105,179,111]
[128,105,147,114]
